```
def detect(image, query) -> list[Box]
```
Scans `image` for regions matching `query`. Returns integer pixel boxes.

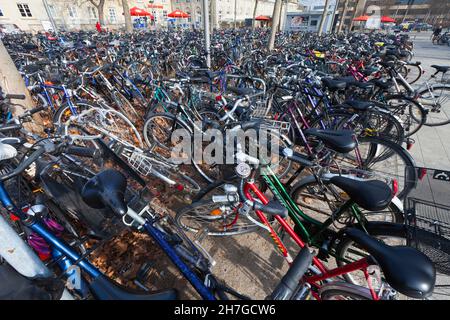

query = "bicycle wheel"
[404,64,423,85]
[111,90,140,122]
[73,107,144,149]
[176,200,259,236]
[335,136,417,199]
[143,112,191,155]
[384,95,426,137]
[309,109,404,145]
[290,178,404,225]
[417,85,450,126]
[53,100,102,125]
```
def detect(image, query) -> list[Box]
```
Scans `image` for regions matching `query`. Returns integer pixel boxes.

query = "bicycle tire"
[383,94,426,137]
[335,135,417,199]
[319,282,372,300]
[176,200,259,236]
[417,85,450,126]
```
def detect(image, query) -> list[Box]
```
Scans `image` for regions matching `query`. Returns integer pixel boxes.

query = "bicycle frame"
[243,177,381,300]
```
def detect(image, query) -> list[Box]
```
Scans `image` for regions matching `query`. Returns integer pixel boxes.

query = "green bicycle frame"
[260,165,369,248]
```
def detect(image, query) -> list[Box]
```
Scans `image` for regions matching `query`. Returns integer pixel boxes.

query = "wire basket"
[250,101,291,137]
[120,147,153,177]
[404,167,450,277]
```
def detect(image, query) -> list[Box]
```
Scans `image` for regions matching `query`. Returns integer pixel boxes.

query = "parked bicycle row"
[0,29,449,300]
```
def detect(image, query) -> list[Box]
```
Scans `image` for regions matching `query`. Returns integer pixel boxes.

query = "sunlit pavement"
[408,31,450,171]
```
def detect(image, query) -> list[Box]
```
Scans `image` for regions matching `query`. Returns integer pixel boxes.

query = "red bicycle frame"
[244,181,380,300]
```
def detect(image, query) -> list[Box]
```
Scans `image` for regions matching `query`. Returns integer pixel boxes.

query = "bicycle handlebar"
[269,246,313,300]
[0,142,98,182]
[219,91,265,122]
[4,94,26,100]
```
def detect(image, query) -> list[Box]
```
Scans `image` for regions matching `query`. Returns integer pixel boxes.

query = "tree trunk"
[252,0,259,29]
[0,40,33,116]
[121,0,132,32]
[349,0,366,31]
[338,0,350,33]
[277,0,283,32]
[318,0,331,34]
[268,0,283,51]
[95,0,106,26]
[0,40,43,132]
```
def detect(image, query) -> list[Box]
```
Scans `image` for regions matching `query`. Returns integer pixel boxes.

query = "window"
[310,20,318,26]
[17,3,32,17]
[68,6,77,18]
[109,8,117,23]
[88,7,97,19]
[0,7,3,17]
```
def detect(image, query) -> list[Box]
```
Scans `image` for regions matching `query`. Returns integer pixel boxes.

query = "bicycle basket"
[404,167,450,276]
[120,147,153,177]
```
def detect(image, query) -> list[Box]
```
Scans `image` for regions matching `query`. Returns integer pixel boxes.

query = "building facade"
[0,0,52,32]
[289,0,337,32]
[335,0,450,31]
[0,0,174,33]
[170,0,304,29]
[0,0,308,33]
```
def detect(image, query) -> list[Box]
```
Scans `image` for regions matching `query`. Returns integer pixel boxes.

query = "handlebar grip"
[0,124,22,133]
[0,147,46,182]
[5,94,26,100]
[281,148,315,167]
[66,146,99,158]
[269,247,313,300]
[254,200,288,218]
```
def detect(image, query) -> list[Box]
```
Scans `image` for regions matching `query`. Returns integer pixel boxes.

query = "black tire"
[336,136,417,199]
[319,282,372,300]
[404,63,423,85]
[175,200,259,236]
[52,100,100,125]
[383,94,426,137]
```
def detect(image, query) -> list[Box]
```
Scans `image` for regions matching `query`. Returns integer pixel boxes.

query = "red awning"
[255,15,271,21]
[381,16,396,23]
[130,6,154,19]
[168,10,190,18]
[353,15,370,21]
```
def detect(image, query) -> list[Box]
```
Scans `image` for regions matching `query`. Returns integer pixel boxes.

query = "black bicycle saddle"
[304,128,356,153]
[344,228,436,299]
[330,176,393,211]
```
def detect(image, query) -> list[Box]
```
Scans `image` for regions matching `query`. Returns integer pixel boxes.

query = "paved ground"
[408,31,450,170]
